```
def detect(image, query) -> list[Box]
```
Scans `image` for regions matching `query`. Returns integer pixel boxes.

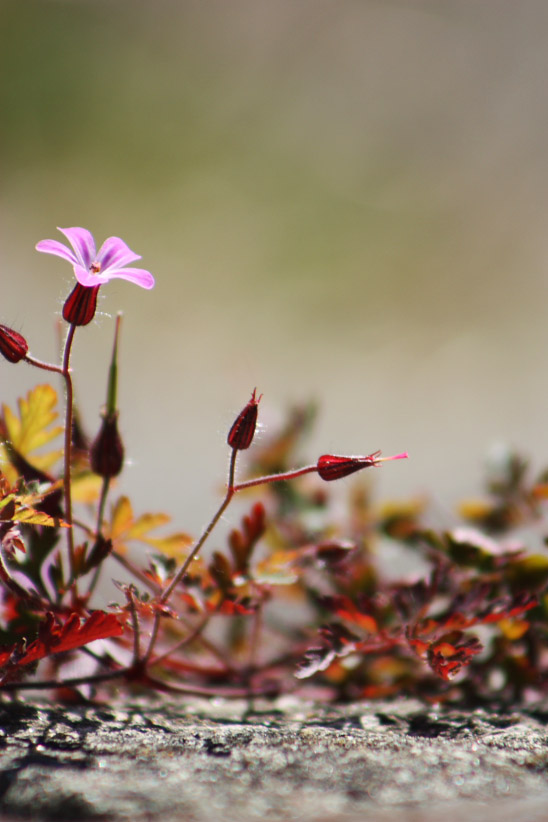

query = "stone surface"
[0,697,548,821]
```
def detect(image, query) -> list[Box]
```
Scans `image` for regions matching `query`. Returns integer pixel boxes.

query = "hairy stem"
[233,464,318,492]
[160,449,238,606]
[24,354,64,375]
[62,323,77,587]
[143,450,238,663]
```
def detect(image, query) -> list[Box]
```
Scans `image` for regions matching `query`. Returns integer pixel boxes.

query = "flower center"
[90,261,101,274]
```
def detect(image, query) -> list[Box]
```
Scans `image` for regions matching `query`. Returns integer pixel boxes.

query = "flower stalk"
[61,322,77,585]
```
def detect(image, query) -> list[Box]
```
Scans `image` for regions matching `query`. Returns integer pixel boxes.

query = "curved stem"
[61,323,77,587]
[160,449,238,606]
[233,464,318,492]
[143,450,238,663]
[24,354,64,375]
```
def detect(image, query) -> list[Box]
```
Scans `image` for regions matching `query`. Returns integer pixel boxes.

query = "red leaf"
[319,594,378,634]
[0,611,124,674]
[426,631,483,681]
[228,502,266,576]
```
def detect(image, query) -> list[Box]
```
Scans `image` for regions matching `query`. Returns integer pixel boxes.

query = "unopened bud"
[90,412,124,477]
[63,283,100,326]
[0,324,28,363]
[317,451,408,481]
[227,389,262,451]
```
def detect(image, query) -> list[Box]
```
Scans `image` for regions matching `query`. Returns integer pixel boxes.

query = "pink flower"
[35,227,154,290]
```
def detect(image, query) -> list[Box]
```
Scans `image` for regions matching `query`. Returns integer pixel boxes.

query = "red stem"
[61,324,77,587]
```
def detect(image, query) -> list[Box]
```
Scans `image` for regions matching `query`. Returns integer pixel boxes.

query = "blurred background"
[2,0,548,537]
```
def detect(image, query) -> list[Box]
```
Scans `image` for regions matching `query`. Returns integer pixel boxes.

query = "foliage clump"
[0,227,546,706]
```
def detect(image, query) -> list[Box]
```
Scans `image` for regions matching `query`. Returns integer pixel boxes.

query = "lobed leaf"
[0,611,124,674]
[108,496,192,556]
[2,385,63,472]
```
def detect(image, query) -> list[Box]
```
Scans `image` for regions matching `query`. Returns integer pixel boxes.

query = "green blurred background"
[2,0,548,533]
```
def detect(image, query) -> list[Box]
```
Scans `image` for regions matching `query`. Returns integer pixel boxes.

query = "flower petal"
[57,227,97,269]
[97,236,141,271]
[73,264,102,287]
[103,267,155,289]
[35,239,78,265]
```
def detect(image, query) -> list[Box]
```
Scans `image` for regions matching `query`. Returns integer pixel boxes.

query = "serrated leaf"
[11,506,68,528]
[108,496,192,557]
[0,611,124,673]
[2,385,63,471]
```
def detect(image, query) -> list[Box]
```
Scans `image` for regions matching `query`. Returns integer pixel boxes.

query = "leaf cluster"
[0,384,547,707]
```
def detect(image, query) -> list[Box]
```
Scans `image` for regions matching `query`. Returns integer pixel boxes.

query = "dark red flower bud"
[63,283,100,326]
[317,451,408,481]
[90,412,124,477]
[0,324,28,363]
[227,389,262,451]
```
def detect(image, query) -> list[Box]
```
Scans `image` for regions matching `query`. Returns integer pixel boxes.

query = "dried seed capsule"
[0,324,28,363]
[227,389,262,451]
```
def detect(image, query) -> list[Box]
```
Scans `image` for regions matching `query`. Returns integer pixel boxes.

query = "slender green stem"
[62,323,77,586]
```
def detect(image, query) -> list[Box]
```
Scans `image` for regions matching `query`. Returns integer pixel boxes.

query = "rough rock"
[1,697,548,821]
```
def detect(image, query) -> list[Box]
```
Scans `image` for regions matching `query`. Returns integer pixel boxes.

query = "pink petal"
[73,265,102,287]
[35,239,78,265]
[97,236,141,271]
[104,267,155,289]
[57,227,96,269]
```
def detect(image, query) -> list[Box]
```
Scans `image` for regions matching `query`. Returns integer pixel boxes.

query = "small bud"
[63,283,100,326]
[317,451,408,481]
[0,324,28,363]
[227,389,262,451]
[90,412,124,477]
